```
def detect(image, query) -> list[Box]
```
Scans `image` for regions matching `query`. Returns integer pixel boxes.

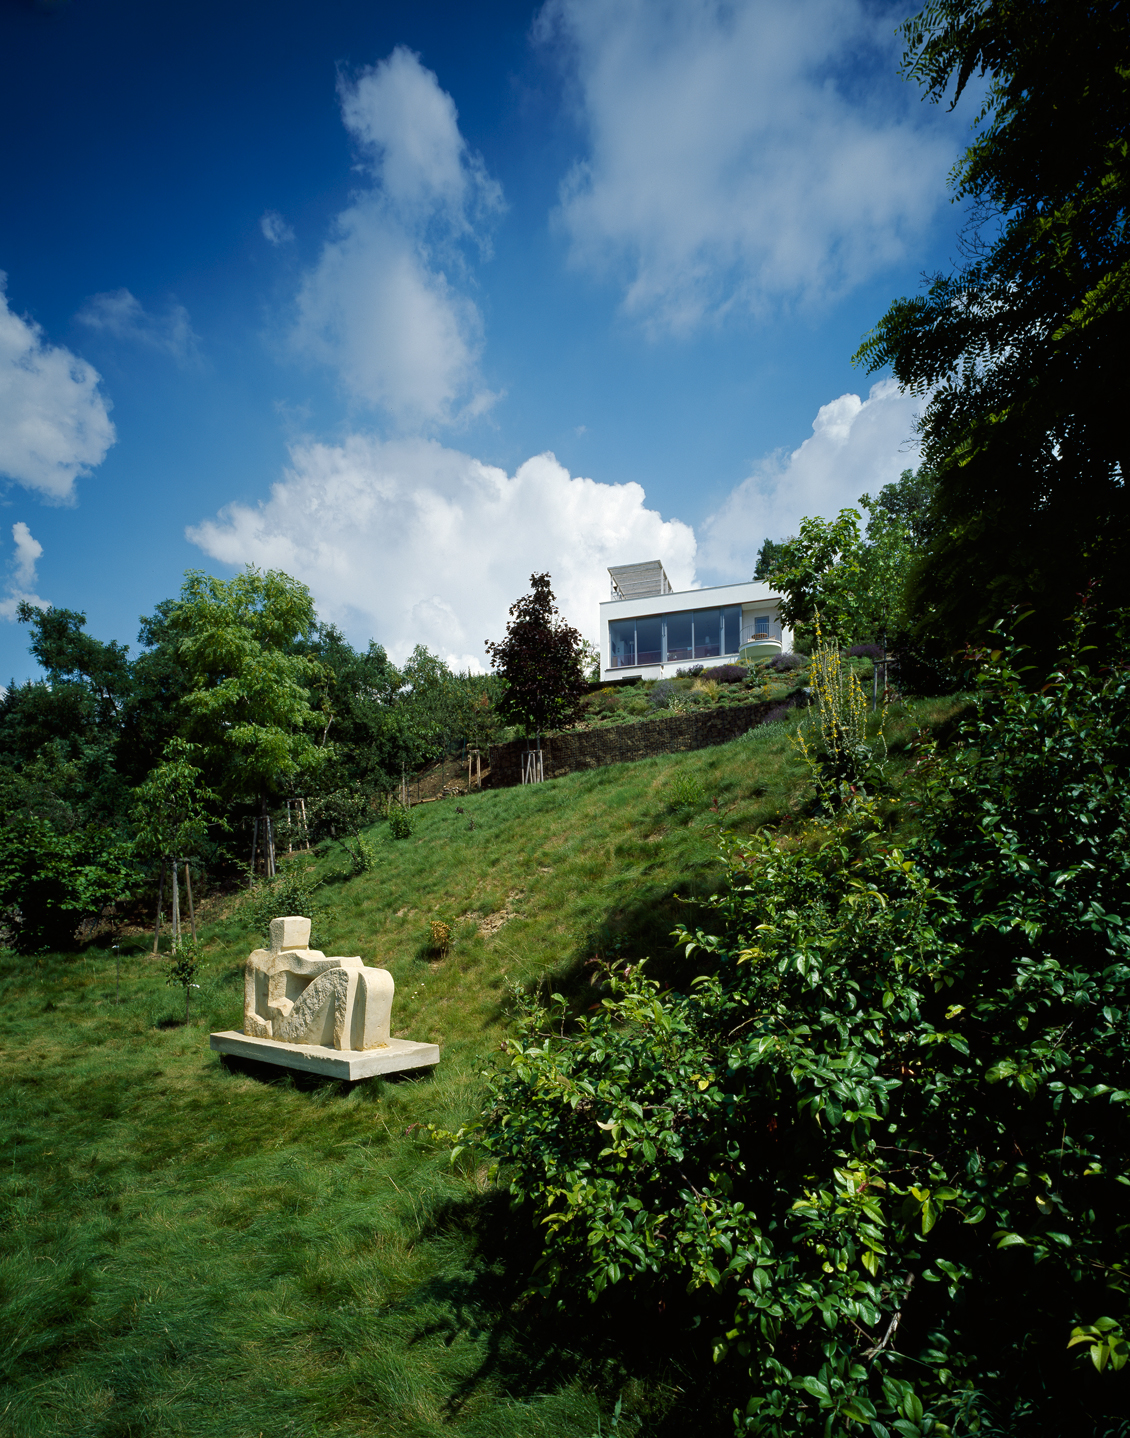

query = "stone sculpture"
[211,914,439,1079]
[243,916,394,1051]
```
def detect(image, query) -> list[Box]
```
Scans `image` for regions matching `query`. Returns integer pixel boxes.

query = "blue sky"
[0,0,976,680]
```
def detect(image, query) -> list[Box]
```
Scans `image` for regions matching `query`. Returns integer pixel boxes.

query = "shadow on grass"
[476,876,727,1034]
[216,1052,438,1095]
[402,1187,747,1434]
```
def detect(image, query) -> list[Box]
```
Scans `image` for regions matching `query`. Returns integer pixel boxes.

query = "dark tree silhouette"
[485,574,587,735]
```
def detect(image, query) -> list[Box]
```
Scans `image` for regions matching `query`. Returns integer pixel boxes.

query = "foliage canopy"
[165,568,331,805]
[485,573,587,734]
[855,0,1130,657]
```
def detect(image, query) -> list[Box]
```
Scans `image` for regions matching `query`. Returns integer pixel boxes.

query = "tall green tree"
[485,573,587,735]
[0,605,137,824]
[855,0,1130,657]
[164,568,331,810]
[130,739,221,866]
[753,537,791,584]
[765,472,930,646]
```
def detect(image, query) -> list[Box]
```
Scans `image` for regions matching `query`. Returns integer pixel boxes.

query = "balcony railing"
[740,621,783,647]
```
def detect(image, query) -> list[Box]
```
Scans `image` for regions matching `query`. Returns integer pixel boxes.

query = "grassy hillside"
[0,699,963,1438]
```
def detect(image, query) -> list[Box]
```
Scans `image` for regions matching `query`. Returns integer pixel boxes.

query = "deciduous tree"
[855,0,1130,657]
[164,568,331,809]
[485,573,587,735]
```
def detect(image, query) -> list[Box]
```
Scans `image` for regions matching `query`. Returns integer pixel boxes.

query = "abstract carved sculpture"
[210,914,440,1080]
[244,916,393,1050]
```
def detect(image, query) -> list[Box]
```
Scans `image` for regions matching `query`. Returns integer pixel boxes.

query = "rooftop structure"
[608,560,672,601]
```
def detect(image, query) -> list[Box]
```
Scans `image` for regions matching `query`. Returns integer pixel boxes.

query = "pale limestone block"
[270,915,311,951]
[211,1031,439,1080]
[240,916,396,1052]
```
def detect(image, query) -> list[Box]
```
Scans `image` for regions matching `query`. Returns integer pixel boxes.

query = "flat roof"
[608,560,671,599]
[601,577,781,608]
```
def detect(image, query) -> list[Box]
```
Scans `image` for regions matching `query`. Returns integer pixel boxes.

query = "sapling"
[166,935,203,1026]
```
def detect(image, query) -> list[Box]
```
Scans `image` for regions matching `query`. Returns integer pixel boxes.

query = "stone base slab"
[210,1030,440,1080]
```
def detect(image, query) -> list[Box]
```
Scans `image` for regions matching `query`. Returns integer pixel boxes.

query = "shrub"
[690,678,720,701]
[586,687,621,715]
[165,934,202,1026]
[429,919,452,957]
[649,680,678,709]
[245,859,320,945]
[341,832,377,875]
[387,803,413,840]
[675,664,704,678]
[848,642,883,659]
[0,816,134,953]
[459,612,1130,1436]
[665,769,706,809]
[767,652,806,672]
[711,664,748,684]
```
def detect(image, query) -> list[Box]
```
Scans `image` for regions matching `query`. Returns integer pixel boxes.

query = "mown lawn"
[0,699,966,1437]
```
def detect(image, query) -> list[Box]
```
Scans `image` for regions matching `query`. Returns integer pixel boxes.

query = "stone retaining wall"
[487,699,785,787]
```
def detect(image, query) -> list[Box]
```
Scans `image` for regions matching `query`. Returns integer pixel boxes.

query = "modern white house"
[598,561,793,682]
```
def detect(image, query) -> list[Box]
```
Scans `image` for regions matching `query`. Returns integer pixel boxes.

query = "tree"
[485,574,587,735]
[163,568,331,809]
[0,755,135,952]
[130,739,223,945]
[764,477,924,646]
[855,0,1130,659]
[130,739,218,863]
[753,537,791,583]
[17,601,132,728]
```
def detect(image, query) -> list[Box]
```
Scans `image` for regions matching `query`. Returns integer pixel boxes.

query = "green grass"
[0,698,965,1437]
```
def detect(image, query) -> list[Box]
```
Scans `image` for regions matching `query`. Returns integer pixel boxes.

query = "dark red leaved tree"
[485,574,587,736]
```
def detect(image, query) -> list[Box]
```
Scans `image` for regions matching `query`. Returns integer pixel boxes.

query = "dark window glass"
[609,619,635,668]
[693,607,720,660]
[636,615,663,667]
[721,605,741,655]
[754,614,769,636]
[665,610,692,662]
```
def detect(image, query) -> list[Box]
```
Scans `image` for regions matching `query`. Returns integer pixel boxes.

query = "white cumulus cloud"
[291,47,504,424]
[77,287,201,366]
[0,275,116,502]
[538,0,956,332]
[0,521,49,621]
[697,379,921,582]
[187,434,695,669]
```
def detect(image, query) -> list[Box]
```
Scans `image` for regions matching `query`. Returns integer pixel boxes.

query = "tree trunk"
[152,863,166,955]
[184,861,196,940]
[171,859,181,953]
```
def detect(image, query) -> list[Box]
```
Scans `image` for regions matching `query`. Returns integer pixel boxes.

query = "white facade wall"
[598,580,793,682]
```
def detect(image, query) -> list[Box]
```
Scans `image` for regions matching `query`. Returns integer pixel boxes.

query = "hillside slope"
[0,699,962,1438]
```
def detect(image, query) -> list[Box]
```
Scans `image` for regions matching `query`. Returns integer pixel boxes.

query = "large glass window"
[636,616,663,667]
[721,605,741,655]
[665,610,693,663]
[693,607,720,660]
[607,604,759,668]
[609,618,635,669]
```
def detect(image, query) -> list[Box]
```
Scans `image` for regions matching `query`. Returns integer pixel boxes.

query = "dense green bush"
[461,616,1130,1435]
[0,816,134,951]
[244,859,321,944]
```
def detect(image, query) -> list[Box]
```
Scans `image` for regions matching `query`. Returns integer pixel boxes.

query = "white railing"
[740,621,783,647]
